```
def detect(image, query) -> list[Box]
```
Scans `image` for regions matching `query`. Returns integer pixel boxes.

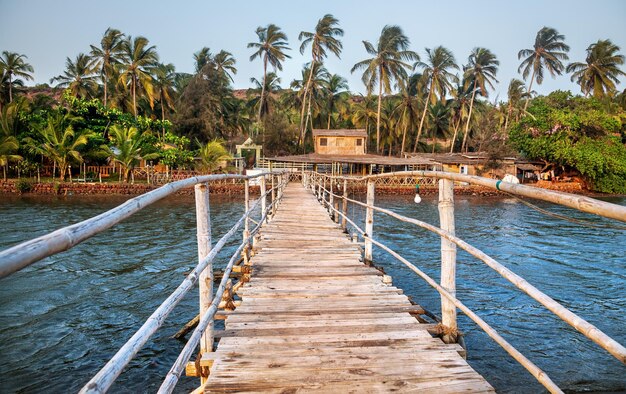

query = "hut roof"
[266,153,435,166]
[312,129,367,138]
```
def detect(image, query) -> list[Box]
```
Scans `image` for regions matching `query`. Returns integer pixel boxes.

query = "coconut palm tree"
[249,72,282,119]
[566,39,626,98]
[50,53,98,99]
[106,125,158,183]
[448,78,473,152]
[118,35,159,117]
[298,14,344,145]
[152,63,176,139]
[351,25,418,153]
[26,113,92,182]
[213,50,237,83]
[393,76,421,156]
[194,47,212,73]
[504,79,529,131]
[322,73,349,129]
[0,102,23,180]
[0,51,34,103]
[248,24,291,121]
[90,28,125,107]
[414,46,458,152]
[351,94,377,150]
[461,48,499,152]
[518,27,570,111]
[196,139,233,173]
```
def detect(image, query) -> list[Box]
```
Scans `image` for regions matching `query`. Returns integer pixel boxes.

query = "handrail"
[158,178,287,393]
[0,173,272,279]
[307,170,625,393]
[322,171,626,223]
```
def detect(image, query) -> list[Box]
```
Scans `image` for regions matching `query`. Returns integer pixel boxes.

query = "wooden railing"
[304,170,626,394]
[0,171,291,393]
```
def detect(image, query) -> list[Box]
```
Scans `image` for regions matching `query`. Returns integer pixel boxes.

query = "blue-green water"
[0,191,624,393]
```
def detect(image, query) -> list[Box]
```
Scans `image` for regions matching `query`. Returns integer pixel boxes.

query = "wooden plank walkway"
[203,182,494,393]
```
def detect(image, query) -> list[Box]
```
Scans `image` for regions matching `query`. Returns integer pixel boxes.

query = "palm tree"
[90,28,125,107]
[351,25,418,153]
[152,63,176,139]
[461,48,499,152]
[0,51,34,103]
[429,102,450,153]
[322,73,349,129]
[213,50,237,83]
[351,94,377,150]
[567,39,626,98]
[248,24,291,121]
[249,72,282,119]
[106,125,158,183]
[393,76,421,155]
[448,78,473,153]
[0,103,23,180]
[194,47,212,73]
[50,53,98,99]
[504,79,529,131]
[518,27,570,111]
[26,113,92,182]
[196,139,233,173]
[118,35,159,117]
[413,46,458,152]
[298,14,344,145]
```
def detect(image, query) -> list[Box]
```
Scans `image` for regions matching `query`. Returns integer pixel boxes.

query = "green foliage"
[510,91,626,192]
[196,139,233,172]
[15,178,33,193]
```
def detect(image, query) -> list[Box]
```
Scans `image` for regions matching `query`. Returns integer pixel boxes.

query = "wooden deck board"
[203,182,493,393]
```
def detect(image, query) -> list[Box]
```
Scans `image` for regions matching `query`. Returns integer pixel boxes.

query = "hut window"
[356,138,363,146]
[319,138,328,146]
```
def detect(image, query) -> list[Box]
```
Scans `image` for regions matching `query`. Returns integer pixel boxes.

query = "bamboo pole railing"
[0,171,288,394]
[310,170,626,393]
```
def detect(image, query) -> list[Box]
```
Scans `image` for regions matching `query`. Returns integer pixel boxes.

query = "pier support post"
[364,179,375,262]
[194,182,213,382]
[342,179,348,231]
[438,178,457,343]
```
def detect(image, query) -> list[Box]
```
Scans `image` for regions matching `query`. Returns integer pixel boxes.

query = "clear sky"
[1,0,625,100]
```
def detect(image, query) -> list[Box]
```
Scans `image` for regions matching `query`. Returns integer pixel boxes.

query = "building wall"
[315,136,366,155]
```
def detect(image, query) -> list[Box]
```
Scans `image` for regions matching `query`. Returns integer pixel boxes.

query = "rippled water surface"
[0,191,624,393]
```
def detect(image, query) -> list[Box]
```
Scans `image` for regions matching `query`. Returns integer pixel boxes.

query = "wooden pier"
[201,183,494,393]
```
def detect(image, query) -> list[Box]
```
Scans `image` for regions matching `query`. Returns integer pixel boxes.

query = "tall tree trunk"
[450,115,462,153]
[462,80,477,153]
[3,163,6,181]
[415,84,434,152]
[376,75,383,154]
[300,60,316,148]
[522,68,536,113]
[8,74,13,103]
[327,106,331,129]
[161,100,166,141]
[103,69,108,107]
[400,117,408,157]
[504,102,512,133]
[258,58,268,122]
[132,75,137,118]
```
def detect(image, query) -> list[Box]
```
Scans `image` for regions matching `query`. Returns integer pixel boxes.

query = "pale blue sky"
[1,0,625,100]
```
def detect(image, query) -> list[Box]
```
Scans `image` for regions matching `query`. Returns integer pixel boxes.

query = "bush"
[15,179,33,193]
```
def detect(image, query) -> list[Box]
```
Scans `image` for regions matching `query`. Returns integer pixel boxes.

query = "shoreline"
[0,180,619,198]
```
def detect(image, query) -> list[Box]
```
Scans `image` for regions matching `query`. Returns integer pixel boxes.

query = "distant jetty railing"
[305,170,626,394]
[0,171,291,393]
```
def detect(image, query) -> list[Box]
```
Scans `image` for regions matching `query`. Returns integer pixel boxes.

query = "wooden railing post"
[438,178,457,343]
[194,182,212,383]
[243,179,250,263]
[271,174,276,217]
[364,179,375,262]
[342,179,348,230]
[260,175,267,221]
[329,178,334,217]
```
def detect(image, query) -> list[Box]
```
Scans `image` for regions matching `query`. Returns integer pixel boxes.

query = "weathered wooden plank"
[203,182,493,393]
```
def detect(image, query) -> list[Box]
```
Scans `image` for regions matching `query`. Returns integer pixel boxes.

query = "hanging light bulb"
[414,184,421,204]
